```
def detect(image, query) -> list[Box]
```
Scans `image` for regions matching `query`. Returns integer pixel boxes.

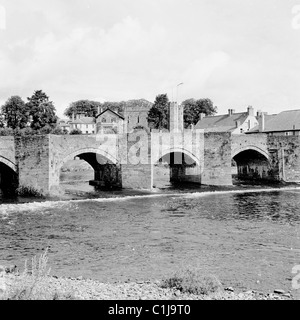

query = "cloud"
[0,15,168,113]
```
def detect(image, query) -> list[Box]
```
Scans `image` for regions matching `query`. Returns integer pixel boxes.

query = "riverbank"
[1,273,295,300]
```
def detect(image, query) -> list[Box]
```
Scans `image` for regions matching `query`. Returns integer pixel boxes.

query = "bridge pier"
[15,135,52,195]
[201,132,233,186]
[90,163,122,189]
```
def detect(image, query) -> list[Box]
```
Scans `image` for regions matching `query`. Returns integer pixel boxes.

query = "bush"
[70,129,82,135]
[161,268,223,295]
[1,249,76,300]
[16,186,44,198]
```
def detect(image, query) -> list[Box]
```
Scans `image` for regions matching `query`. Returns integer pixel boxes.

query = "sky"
[1,0,300,118]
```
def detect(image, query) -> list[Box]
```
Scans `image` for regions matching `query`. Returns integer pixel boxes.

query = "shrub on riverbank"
[1,249,76,300]
[16,186,44,198]
[161,267,223,295]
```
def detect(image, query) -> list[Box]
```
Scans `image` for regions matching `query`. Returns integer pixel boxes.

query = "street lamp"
[176,82,184,104]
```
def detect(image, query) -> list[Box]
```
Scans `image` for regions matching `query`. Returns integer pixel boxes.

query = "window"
[102,118,107,123]
[240,128,244,134]
[86,125,88,129]
[111,117,116,123]
[86,131,88,134]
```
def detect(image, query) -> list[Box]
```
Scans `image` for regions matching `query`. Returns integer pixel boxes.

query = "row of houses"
[58,103,300,136]
[58,108,125,134]
[195,106,300,136]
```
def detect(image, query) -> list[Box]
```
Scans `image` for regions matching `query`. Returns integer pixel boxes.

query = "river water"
[0,173,300,293]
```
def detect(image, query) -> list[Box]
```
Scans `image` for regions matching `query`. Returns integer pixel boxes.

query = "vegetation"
[16,186,44,198]
[182,98,217,128]
[64,100,102,118]
[26,90,58,131]
[1,249,76,300]
[147,94,170,130]
[161,267,223,295]
[1,96,30,130]
[70,128,83,135]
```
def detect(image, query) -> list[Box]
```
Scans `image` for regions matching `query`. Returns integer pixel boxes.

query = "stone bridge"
[0,130,299,195]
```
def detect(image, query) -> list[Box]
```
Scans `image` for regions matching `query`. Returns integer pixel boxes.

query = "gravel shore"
[1,274,295,300]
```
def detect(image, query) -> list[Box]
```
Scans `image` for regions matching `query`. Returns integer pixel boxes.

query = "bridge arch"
[232,145,270,161]
[57,147,121,190]
[58,147,118,172]
[0,156,17,172]
[152,147,201,188]
[153,147,201,167]
[232,146,271,183]
[0,156,18,194]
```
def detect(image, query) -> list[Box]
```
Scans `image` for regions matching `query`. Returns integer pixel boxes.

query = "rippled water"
[0,181,300,292]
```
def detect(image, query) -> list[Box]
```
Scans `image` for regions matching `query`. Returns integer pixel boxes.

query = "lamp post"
[176,82,184,104]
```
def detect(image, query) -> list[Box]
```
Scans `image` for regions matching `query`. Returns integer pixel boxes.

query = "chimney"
[258,113,265,132]
[199,113,206,121]
[228,109,235,116]
[247,106,254,116]
[235,120,241,128]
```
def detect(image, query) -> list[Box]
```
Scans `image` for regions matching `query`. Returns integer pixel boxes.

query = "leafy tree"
[147,94,170,130]
[1,96,30,129]
[0,128,14,136]
[101,101,126,116]
[26,90,58,130]
[64,100,102,119]
[182,98,217,128]
[70,128,82,135]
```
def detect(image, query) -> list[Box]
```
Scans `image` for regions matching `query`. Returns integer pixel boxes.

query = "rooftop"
[195,112,249,132]
[69,117,95,125]
[248,110,300,133]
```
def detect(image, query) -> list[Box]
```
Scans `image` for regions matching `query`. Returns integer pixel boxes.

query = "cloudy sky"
[0,0,300,117]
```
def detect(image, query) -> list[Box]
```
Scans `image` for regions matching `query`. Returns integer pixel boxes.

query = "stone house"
[195,106,259,134]
[95,108,124,134]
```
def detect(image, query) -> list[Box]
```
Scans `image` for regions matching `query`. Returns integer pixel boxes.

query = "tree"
[64,100,102,119]
[101,101,126,116]
[147,94,170,130]
[26,90,58,130]
[0,128,14,136]
[1,96,30,129]
[182,98,217,128]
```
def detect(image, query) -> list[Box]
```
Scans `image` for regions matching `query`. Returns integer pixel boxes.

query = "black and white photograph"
[0,0,300,306]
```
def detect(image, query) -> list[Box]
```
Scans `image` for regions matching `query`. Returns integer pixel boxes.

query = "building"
[57,119,71,133]
[247,109,300,136]
[95,108,124,134]
[123,99,153,132]
[195,106,259,134]
[69,114,96,134]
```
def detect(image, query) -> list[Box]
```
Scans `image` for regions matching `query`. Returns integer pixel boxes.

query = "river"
[0,172,300,293]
